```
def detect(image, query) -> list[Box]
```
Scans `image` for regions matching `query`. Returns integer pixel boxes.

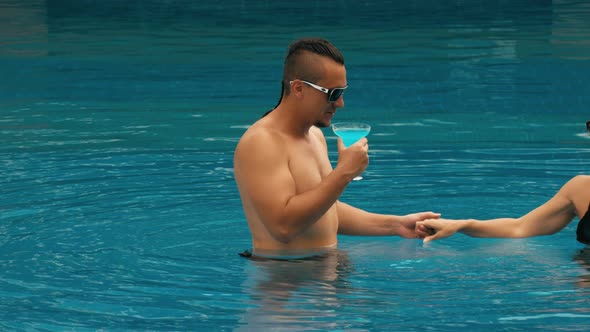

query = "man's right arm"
[234,131,357,243]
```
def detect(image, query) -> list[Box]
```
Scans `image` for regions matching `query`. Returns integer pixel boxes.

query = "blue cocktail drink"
[331,122,371,180]
[332,122,371,147]
[334,128,371,147]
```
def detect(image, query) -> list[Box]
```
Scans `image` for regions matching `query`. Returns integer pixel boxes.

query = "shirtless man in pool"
[233,38,439,258]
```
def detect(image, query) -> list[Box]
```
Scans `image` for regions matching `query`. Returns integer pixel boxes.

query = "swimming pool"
[1,0,589,330]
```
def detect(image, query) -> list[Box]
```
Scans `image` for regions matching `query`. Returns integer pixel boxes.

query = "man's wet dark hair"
[263,38,344,117]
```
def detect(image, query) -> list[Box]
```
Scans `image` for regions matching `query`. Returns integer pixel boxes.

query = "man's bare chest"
[287,141,332,193]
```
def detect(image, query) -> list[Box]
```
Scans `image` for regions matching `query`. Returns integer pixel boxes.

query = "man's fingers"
[421,212,441,220]
[337,137,345,152]
[417,221,431,228]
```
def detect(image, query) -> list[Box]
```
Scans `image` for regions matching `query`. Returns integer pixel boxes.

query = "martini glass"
[331,122,371,180]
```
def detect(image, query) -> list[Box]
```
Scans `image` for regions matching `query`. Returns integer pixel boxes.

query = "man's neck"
[268,103,312,138]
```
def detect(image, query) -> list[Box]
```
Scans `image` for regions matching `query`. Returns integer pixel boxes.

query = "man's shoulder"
[236,121,283,155]
[234,122,289,175]
[240,121,278,142]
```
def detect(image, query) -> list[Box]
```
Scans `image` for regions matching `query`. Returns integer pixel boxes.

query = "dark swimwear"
[239,249,311,261]
[238,246,337,261]
[576,204,590,244]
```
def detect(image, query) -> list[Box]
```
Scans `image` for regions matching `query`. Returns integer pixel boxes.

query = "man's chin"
[314,119,331,128]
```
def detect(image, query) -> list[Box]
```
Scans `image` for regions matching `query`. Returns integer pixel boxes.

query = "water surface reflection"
[237,250,355,331]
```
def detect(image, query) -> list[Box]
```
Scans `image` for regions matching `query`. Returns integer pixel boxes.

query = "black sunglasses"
[290,80,347,103]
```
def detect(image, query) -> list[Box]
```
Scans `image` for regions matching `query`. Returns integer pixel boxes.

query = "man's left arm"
[336,201,440,238]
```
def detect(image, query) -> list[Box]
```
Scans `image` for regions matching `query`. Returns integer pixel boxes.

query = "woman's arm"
[417,176,589,243]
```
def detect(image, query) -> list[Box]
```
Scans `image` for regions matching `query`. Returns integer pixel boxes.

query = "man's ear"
[290,80,304,98]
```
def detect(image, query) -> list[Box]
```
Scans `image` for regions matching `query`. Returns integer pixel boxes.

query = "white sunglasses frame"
[289,80,347,103]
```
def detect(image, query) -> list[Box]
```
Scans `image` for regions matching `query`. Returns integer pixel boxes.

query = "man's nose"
[333,95,344,108]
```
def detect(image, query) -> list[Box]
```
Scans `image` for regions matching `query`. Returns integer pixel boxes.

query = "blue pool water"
[1,0,590,330]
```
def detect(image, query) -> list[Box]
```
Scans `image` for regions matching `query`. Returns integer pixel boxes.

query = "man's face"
[312,61,347,128]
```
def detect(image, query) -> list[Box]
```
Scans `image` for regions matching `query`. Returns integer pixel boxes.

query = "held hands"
[416,218,464,243]
[336,137,369,181]
[398,212,441,238]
